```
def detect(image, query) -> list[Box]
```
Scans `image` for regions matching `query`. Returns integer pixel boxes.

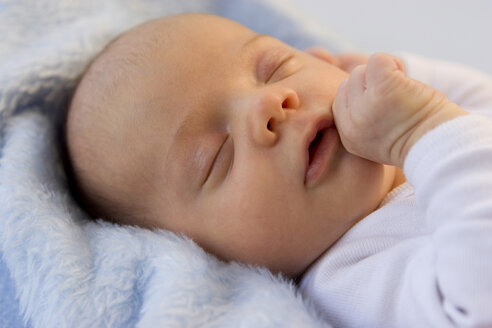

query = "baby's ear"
[304,47,340,67]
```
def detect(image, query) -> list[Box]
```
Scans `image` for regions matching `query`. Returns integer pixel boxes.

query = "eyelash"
[265,54,295,83]
[204,136,230,184]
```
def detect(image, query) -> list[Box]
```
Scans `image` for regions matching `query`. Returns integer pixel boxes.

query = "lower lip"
[305,127,338,187]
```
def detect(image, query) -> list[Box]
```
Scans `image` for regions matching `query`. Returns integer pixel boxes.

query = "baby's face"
[94,15,396,276]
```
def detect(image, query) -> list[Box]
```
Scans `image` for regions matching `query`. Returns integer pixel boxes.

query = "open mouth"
[305,126,337,186]
[308,129,325,166]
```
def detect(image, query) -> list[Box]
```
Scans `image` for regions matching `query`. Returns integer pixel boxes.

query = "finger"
[337,53,369,73]
[366,52,405,87]
[332,79,348,120]
[347,64,367,101]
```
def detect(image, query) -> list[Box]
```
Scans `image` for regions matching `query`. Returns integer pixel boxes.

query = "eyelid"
[265,53,295,83]
[203,136,229,185]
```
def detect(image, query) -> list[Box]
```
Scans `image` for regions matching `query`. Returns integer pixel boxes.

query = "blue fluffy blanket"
[0,0,353,326]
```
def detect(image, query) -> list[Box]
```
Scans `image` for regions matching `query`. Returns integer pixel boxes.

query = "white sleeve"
[398,52,492,117]
[403,54,492,326]
[403,114,492,327]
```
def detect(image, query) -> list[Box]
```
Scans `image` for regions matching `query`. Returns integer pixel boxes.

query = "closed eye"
[203,136,233,186]
[265,54,295,83]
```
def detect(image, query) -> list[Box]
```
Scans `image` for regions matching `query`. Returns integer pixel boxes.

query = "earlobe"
[304,47,340,67]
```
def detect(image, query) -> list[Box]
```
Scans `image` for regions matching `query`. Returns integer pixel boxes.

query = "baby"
[65,13,492,327]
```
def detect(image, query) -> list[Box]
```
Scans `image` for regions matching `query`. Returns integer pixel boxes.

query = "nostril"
[267,120,272,131]
[281,99,289,109]
[281,90,300,109]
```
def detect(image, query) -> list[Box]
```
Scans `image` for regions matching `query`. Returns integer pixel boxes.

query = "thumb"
[366,53,405,87]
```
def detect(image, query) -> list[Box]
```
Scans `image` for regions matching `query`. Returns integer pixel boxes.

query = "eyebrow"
[242,33,270,51]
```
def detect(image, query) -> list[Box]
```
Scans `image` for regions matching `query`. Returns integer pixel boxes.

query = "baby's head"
[66,13,396,277]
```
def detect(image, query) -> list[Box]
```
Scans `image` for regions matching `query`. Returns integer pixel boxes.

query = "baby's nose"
[248,87,300,147]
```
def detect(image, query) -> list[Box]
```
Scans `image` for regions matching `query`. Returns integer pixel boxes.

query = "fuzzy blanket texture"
[0,0,353,327]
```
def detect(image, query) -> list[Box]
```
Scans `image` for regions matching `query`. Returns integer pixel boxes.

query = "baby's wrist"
[399,102,468,167]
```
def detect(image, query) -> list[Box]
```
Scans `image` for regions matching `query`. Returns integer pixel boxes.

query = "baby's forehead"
[77,14,258,148]
[80,14,258,107]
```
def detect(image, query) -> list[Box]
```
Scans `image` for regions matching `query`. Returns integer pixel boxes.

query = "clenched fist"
[332,52,467,167]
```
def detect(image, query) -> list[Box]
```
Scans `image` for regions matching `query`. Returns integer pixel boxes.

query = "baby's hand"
[332,52,467,167]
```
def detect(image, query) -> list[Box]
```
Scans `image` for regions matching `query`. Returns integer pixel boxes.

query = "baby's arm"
[332,52,468,167]
[335,53,492,326]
